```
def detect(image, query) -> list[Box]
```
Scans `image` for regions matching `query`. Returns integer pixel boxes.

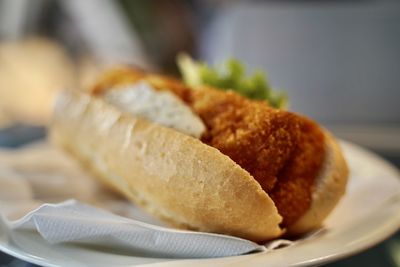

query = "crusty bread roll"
[51,73,348,242]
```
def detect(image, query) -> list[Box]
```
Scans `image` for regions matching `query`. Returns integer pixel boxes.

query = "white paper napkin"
[2,200,295,258]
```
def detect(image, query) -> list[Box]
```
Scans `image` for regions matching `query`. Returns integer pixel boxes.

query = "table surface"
[0,125,399,267]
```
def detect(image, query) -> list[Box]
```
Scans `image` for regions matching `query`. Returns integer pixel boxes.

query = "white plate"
[0,141,400,267]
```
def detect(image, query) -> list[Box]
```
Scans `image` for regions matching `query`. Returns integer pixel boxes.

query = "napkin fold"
[4,200,293,258]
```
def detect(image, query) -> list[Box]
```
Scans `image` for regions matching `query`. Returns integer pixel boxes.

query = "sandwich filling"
[93,68,326,228]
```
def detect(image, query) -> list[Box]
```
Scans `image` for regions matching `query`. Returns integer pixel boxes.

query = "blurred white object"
[0,167,32,201]
[0,142,113,203]
[0,200,43,221]
[61,0,151,68]
[0,0,30,39]
[202,1,400,152]
[0,0,151,68]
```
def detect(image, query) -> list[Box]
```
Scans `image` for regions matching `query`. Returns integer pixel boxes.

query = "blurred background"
[0,0,399,266]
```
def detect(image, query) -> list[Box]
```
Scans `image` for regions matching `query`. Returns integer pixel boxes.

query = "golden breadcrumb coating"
[190,88,301,193]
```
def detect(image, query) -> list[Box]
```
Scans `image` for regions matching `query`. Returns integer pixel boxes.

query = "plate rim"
[0,141,399,267]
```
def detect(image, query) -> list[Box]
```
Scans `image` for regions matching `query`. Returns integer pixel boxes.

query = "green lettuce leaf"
[177,53,288,109]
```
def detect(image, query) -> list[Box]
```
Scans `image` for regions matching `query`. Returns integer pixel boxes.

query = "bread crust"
[51,90,284,242]
[287,130,349,235]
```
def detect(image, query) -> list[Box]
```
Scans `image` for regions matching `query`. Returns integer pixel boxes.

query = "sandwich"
[50,55,348,242]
